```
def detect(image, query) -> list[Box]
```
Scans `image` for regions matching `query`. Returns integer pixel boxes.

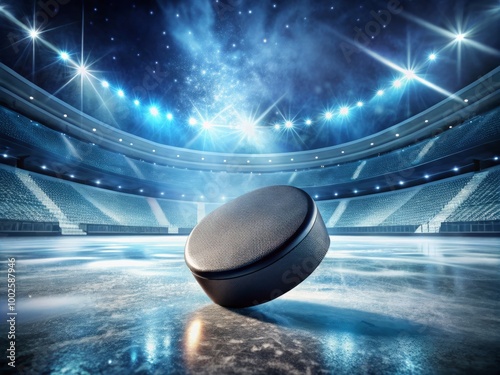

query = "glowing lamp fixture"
[339,107,349,116]
[29,29,39,39]
[77,65,87,76]
[149,107,159,116]
[404,69,416,80]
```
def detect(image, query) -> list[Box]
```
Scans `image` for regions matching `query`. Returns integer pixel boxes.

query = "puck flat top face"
[185,185,314,275]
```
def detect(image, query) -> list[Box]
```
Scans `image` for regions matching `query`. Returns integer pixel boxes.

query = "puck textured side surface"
[184,185,330,308]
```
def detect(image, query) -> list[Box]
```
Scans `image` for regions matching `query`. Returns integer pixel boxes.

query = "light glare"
[77,65,88,76]
[29,29,39,39]
[404,69,416,80]
[149,107,159,116]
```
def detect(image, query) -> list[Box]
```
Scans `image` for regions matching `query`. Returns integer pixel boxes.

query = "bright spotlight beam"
[339,106,349,116]
[0,6,93,71]
[29,28,39,39]
[399,12,500,56]
[350,41,459,101]
[77,65,88,76]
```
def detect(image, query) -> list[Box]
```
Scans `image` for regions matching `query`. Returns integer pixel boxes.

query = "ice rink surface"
[0,235,499,374]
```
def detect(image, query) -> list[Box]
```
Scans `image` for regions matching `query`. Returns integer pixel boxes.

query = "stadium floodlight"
[60,51,70,61]
[455,33,465,42]
[339,106,349,116]
[77,65,88,76]
[101,80,110,88]
[404,69,416,80]
[202,121,213,129]
[117,89,125,98]
[166,113,173,120]
[29,28,39,39]
[356,101,363,107]
[324,111,333,120]
[188,117,197,126]
[376,89,384,96]
[393,79,402,88]
[305,119,312,125]
[133,99,140,106]
[285,120,293,128]
[149,106,159,116]
[428,53,437,61]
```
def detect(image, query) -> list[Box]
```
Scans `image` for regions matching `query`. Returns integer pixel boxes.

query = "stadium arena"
[0,1,499,374]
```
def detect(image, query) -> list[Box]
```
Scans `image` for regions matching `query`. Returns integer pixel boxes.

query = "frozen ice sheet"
[0,235,499,374]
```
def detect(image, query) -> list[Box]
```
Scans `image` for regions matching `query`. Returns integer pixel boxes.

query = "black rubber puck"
[185,185,330,308]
